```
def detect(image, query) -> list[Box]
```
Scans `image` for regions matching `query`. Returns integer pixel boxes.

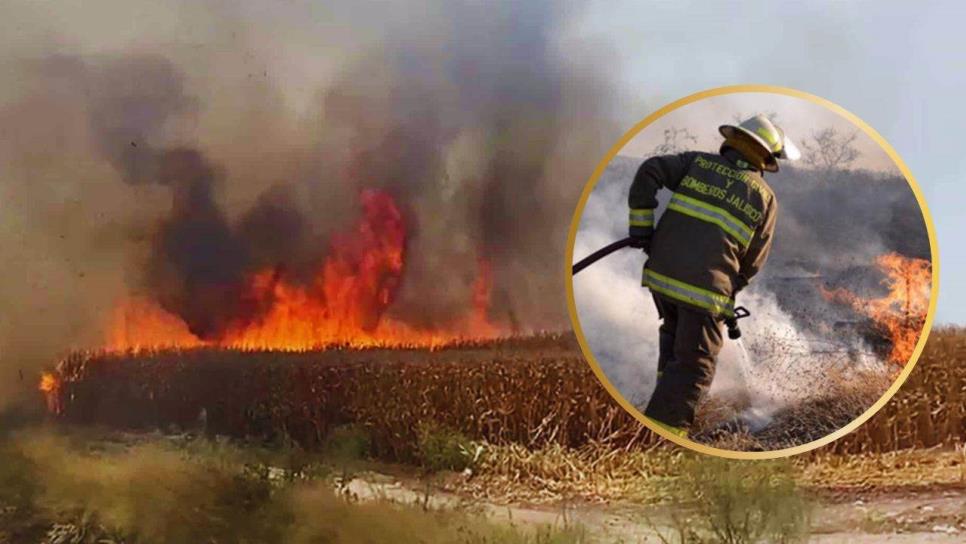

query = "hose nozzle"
[725,306,751,340]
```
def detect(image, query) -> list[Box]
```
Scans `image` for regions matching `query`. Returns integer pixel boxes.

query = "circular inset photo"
[566,86,937,458]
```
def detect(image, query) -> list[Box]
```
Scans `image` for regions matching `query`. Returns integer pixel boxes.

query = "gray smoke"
[312,1,618,329]
[0,0,620,410]
[22,55,313,339]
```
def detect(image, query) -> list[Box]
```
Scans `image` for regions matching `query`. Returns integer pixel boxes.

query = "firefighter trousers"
[644,294,724,429]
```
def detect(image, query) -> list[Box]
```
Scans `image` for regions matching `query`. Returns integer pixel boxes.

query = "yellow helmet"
[719,114,800,172]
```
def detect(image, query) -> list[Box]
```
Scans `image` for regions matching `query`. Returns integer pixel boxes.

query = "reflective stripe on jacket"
[643,268,736,318]
[628,150,777,317]
[629,208,655,228]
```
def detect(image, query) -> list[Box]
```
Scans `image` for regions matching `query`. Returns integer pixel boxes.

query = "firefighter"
[628,114,799,437]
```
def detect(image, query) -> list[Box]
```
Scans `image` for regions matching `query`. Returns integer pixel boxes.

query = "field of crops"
[47,335,651,461]
[45,329,965,458]
[831,327,965,452]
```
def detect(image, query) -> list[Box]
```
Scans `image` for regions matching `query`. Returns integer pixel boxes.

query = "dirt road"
[348,471,965,542]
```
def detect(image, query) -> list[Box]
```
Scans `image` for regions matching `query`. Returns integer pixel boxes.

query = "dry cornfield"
[828,327,965,453]
[45,334,654,461]
[43,329,965,459]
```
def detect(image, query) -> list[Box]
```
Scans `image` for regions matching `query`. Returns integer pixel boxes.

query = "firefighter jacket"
[628,150,777,318]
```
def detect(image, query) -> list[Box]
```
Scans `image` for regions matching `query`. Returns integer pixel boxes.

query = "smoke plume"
[0,0,619,410]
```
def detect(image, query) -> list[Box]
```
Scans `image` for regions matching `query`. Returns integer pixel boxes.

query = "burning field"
[0,0,940,463]
[38,319,956,460]
[105,188,504,352]
[39,240,935,455]
[10,0,642,460]
[0,0,617,419]
[36,142,934,454]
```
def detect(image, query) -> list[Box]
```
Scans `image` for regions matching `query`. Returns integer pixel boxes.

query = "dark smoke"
[0,0,618,360]
[149,148,252,338]
[61,56,295,338]
[84,55,194,186]
[261,0,615,331]
[761,165,930,325]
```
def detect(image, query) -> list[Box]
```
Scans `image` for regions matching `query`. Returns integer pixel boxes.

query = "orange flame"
[468,256,502,337]
[39,371,62,414]
[107,189,504,351]
[108,296,205,350]
[39,372,59,393]
[822,252,930,366]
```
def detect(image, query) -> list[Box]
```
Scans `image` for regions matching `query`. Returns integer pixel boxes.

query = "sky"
[575,0,964,323]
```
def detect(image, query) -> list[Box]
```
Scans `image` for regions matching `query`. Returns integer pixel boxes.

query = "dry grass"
[457,328,964,502]
[800,445,966,493]
[460,442,684,504]
[0,429,589,544]
[458,442,966,505]
[13,328,964,540]
[47,329,965,460]
[691,369,892,451]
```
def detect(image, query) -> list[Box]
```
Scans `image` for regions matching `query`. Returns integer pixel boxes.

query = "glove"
[629,225,653,253]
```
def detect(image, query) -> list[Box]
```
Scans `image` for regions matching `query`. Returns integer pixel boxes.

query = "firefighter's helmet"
[719,114,800,172]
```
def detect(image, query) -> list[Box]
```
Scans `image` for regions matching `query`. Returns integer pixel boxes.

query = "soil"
[348,470,966,543]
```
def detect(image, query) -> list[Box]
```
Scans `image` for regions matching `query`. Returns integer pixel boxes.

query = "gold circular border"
[565,84,940,460]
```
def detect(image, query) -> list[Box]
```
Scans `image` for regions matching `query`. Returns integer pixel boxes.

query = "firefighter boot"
[645,416,688,438]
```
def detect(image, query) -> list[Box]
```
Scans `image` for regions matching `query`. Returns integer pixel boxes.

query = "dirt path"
[347,471,966,542]
[810,491,965,543]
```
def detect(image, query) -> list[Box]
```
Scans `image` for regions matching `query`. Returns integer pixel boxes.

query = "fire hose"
[571,237,751,339]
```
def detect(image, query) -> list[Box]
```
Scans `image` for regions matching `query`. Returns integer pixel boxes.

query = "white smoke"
[573,170,658,407]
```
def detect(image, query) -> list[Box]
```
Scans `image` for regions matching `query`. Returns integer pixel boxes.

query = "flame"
[469,256,502,337]
[39,371,62,414]
[108,296,205,350]
[822,252,931,366]
[107,189,504,351]
[39,372,59,393]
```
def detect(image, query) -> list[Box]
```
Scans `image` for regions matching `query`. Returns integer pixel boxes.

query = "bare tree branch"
[651,127,698,156]
[800,128,860,173]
